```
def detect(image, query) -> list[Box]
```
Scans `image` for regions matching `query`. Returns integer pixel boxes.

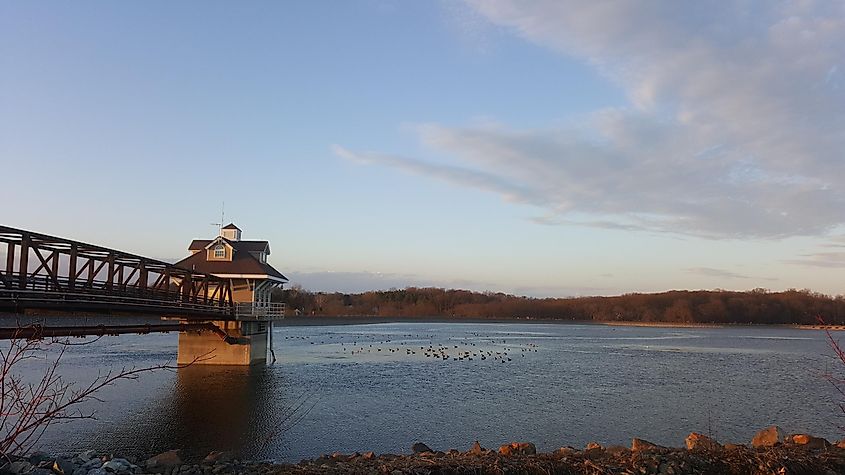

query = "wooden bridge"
[0,225,285,363]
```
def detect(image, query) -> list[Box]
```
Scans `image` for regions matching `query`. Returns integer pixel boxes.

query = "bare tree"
[0,327,212,457]
[819,317,845,421]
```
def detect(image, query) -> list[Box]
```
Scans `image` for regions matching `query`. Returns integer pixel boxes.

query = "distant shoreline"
[276,315,845,331]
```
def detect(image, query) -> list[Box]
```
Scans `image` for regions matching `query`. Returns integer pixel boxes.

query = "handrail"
[233,302,285,320]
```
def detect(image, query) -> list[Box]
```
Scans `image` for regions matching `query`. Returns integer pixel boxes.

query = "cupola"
[221,223,242,241]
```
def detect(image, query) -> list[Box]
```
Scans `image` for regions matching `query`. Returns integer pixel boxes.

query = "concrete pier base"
[177,320,268,365]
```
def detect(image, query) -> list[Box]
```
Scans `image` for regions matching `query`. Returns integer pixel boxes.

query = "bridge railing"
[0,225,236,318]
[0,275,231,312]
[233,302,285,320]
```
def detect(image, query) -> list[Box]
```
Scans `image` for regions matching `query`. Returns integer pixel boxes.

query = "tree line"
[272,286,845,325]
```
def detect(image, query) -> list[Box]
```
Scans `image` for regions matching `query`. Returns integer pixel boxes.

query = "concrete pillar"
[177,320,268,365]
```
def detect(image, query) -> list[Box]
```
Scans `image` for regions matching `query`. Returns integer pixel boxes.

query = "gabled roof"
[222,223,241,230]
[174,245,287,281]
[188,238,270,253]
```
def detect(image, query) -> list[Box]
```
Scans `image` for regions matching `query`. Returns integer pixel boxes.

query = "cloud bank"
[339,1,845,239]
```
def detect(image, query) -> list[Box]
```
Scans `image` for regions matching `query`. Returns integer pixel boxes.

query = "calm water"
[17,322,845,461]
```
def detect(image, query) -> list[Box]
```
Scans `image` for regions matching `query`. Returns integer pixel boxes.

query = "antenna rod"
[220,202,225,234]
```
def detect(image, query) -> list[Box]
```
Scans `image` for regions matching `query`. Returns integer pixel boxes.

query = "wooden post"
[106,254,115,293]
[51,250,60,290]
[18,234,29,289]
[5,243,15,289]
[68,243,77,290]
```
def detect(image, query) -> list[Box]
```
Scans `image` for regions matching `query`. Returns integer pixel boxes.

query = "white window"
[214,244,225,258]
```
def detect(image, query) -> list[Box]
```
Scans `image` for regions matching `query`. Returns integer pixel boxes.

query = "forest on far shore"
[271,286,845,325]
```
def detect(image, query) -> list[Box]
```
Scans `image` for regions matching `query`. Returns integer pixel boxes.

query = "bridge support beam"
[177,320,268,366]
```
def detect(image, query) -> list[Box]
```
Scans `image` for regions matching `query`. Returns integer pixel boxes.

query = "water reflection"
[114,365,276,461]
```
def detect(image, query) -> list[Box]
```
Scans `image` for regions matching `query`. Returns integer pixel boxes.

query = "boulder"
[144,451,182,470]
[631,438,665,452]
[76,452,97,464]
[201,452,233,465]
[80,459,101,471]
[52,458,75,475]
[101,459,130,474]
[71,469,86,475]
[411,443,432,454]
[468,441,485,456]
[361,452,375,460]
[29,469,53,475]
[553,447,577,456]
[790,434,830,449]
[585,442,603,452]
[685,433,721,451]
[87,469,107,475]
[498,442,536,456]
[752,426,785,448]
[29,454,53,466]
[837,439,845,450]
[605,445,629,455]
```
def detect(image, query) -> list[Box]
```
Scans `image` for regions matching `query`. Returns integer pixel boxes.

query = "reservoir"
[24,322,842,461]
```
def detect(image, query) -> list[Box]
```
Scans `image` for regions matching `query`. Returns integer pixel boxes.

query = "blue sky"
[2,1,844,296]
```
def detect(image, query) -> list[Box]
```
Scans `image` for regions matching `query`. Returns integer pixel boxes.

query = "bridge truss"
[0,225,235,319]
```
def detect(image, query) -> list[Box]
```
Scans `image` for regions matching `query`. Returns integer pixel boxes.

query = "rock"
[498,442,536,456]
[87,469,107,475]
[606,445,629,455]
[77,453,97,464]
[468,441,485,456]
[8,462,32,475]
[585,442,603,451]
[723,443,746,450]
[53,458,75,475]
[631,438,665,452]
[554,447,577,456]
[790,434,830,449]
[411,443,432,454]
[200,452,232,466]
[752,425,785,448]
[837,439,845,449]
[80,460,101,471]
[361,452,375,460]
[29,454,53,466]
[144,451,182,470]
[72,469,86,475]
[101,459,131,473]
[446,449,460,456]
[29,469,53,475]
[685,432,721,451]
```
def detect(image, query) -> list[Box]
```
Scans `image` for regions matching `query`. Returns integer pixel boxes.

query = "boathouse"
[174,223,287,365]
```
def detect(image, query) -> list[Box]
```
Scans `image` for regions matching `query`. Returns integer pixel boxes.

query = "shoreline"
[20,431,845,475]
[275,315,845,331]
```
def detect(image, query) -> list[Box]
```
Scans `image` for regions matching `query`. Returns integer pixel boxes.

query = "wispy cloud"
[685,267,751,280]
[785,252,845,268]
[338,1,845,239]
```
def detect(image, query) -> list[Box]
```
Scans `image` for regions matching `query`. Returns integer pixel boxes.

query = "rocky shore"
[4,427,845,475]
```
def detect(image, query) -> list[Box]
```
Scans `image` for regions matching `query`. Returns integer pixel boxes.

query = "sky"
[1,1,844,297]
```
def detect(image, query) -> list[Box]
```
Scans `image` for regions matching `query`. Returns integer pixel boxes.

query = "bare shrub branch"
[0,329,214,456]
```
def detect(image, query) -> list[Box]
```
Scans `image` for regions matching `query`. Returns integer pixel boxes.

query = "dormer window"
[213,244,226,258]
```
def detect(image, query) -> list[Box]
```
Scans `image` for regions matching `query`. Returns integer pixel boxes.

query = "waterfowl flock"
[282,330,541,364]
